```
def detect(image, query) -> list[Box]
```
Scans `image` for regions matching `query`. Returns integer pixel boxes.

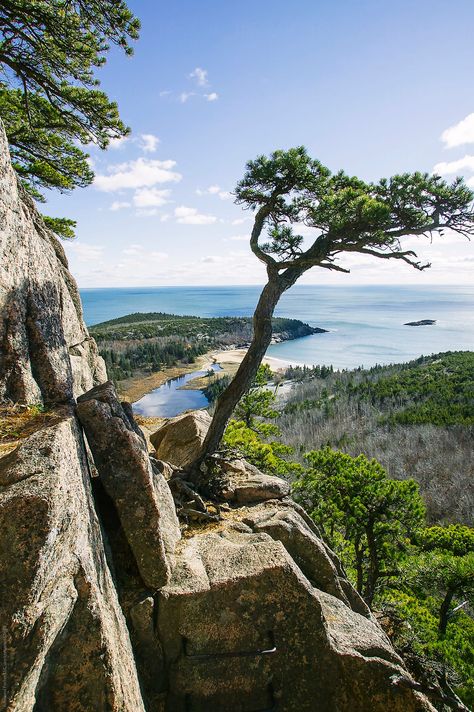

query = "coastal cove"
[82,284,474,418]
[82,284,474,370]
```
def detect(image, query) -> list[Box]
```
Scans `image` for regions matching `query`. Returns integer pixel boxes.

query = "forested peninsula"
[90,311,324,394]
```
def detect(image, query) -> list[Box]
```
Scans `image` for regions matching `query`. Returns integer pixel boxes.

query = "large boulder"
[0,120,106,406]
[242,499,370,617]
[157,525,435,712]
[219,457,291,503]
[0,414,145,711]
[150,409,211,468]
[77,381,181,590]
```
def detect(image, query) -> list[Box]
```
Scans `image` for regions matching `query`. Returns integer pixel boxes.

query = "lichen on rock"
[0,414,145,711]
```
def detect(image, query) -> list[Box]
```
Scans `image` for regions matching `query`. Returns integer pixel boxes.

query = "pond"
[132,364,222,418]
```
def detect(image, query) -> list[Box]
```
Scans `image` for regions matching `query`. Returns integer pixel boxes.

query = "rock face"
[0,395,436,712]
[76,381,180,589]
[150,409,211,468]
[242,499,370,617]
[146,413,436,712]
[157,526,431,712]
[0,120,106,406]
[0,414,145,711]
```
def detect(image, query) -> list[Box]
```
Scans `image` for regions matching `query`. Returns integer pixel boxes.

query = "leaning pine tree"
[195,147,474,469]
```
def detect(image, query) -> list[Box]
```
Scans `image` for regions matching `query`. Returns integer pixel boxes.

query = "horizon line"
[78,283,472,290]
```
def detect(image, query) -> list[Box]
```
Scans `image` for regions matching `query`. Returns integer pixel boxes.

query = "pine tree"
[0,1,140,236]
[196,148,474,467]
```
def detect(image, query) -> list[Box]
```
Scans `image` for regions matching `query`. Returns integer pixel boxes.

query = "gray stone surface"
[151,409,211,468]
[0,120,106,405]
[220,458,291,503]
[242,500,370,616]
[157,527,436,712]
[77,381,181,589]
[0,415,145,711]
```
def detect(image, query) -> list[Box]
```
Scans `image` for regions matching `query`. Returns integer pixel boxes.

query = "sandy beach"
[176,348,295,393]
[210,348,294,371]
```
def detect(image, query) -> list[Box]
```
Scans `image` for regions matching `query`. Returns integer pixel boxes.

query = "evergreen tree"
[408,525,474,637]
[196,147,474,468]
[293,448,425,605]
[0,0,139,236]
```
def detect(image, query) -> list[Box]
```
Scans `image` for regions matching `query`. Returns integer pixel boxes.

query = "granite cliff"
[0,121,437,711]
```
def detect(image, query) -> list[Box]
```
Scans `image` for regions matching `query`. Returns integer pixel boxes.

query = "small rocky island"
[404,319,437,326]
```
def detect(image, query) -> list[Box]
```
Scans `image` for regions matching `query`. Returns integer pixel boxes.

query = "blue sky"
[47,0,474,286]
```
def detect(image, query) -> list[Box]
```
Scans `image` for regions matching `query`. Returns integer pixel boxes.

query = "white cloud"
[110,200,131,211]
[67,243,104,262]
[108,135,129,150]
[196,184,232,200]
[292,222,318,236]
[190,67,209,87]
[139,133,160,153]
[174,205,217,225]
[122,244,144,256]
[133,187,171,208]
[159,90,172,97]
[201,255,222,263]
[94,158,181,192]
[136,208,158,217]
[179,91,195,103]
[467,176,474,188]
[433,155,474,176]
[227,234,248,241]
[231,217,251,226]
[441,113,474,148]
[205,92,219,102]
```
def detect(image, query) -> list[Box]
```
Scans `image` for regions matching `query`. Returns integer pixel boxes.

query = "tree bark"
[438,587,455,638]
[354,538,364,596]
[193,267,302,470]
[363,520,379,607]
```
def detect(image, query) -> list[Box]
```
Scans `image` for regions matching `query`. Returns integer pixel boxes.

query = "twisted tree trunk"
[193,267,302,472]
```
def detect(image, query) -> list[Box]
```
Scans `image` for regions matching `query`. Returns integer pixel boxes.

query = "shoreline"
[118,347,296,403]
[210,347,295,370]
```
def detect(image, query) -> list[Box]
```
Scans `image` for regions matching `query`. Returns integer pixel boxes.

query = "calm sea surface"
[80,285,474,370]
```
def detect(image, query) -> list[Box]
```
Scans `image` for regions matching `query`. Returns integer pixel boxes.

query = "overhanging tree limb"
[0,0,140,236]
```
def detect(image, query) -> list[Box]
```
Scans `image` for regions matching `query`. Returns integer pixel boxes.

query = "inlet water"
[133,364,222,418]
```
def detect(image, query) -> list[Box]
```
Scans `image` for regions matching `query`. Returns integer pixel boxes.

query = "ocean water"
[80,284,474,370]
